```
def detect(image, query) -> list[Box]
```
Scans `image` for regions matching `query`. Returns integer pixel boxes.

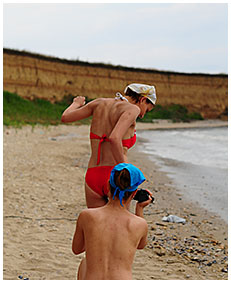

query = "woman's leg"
[85,182,107,208]
[77,257,86,280]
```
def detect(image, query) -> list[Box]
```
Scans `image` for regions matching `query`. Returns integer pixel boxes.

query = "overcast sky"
[3,2,228,74]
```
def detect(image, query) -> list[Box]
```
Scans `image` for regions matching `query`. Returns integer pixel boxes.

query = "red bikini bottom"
[85,166,114,197]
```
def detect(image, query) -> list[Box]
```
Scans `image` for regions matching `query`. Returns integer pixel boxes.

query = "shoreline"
[135,124,228,224]
[127,119,227,279]
[3,122,228,280]
[128,145,228,280]
[136,119,228,131]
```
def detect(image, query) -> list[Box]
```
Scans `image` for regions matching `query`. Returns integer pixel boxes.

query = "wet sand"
[136,125,228,223]
[3,121,228,280]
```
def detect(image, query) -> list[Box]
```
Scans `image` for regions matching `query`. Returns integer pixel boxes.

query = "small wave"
[138,127,228,169]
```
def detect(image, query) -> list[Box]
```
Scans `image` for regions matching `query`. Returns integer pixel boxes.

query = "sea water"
[137,127,228,222]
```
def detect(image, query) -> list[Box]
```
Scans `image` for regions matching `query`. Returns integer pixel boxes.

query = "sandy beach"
[3,121,228,280]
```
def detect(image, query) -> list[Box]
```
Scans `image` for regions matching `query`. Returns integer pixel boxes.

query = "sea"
[137,126,228,223]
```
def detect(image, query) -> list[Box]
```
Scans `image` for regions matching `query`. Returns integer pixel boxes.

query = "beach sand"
[3,121,228,280]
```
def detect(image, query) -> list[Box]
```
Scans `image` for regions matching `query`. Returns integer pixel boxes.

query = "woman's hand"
[135,190,153,218]
[73,96,86,107]
[61,96,92,123]
[136,195,153,208]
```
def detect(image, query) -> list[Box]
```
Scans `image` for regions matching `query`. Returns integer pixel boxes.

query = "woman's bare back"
[88,98,140,167]
[78,205,147,279]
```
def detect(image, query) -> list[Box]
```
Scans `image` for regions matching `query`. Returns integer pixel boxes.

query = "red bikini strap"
[93,134,110,165]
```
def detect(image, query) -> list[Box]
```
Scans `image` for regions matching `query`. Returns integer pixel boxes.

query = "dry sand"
[3,121,228,280]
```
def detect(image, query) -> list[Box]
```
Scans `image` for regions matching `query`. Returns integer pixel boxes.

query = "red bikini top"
[121,132,136,149]
[90,131,136,165]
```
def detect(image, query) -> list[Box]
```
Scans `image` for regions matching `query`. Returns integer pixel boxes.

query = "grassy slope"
[3,91,203,127]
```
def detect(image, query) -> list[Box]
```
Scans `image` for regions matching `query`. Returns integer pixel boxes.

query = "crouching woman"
[72,163,153,280]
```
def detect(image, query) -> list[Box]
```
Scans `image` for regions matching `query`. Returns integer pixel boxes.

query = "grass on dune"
[3,91,203,127]
[139,104,203,123]
[3,91,91,127]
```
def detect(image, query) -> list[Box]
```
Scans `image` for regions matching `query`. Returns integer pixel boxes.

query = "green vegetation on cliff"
[138,104,203,123]
[3,91,93,126]
[3,91,66,126]
[3,91,203,127]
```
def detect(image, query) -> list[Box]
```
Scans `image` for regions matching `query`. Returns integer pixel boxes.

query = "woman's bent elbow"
[61,115,67,123]
[72,245,84,255]
[72,247,78,255]
[109,136,120,146]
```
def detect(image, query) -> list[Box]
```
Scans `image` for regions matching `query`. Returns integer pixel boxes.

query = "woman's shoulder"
[89,97,115,107]
[80,206,105,217]
[129,212,148,226]
[78,207,101,223]
[119,102,140,118]
[126,212,148,234]
[92,97,138,109]
[92,97,114,102]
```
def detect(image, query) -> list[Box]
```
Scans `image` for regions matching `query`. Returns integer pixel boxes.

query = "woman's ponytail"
[110,169,131,200]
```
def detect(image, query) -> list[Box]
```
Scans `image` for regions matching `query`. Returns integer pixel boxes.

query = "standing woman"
[61,83,156,208]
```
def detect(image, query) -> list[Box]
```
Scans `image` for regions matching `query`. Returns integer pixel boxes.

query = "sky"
[2,2,229,74]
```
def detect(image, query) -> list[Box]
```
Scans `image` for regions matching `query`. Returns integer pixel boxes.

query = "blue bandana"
[109,163,146,206]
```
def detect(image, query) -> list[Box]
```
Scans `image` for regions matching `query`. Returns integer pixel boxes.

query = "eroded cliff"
[3,48,228,119]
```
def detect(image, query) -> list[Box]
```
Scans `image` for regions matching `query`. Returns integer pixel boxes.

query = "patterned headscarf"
[124,83,157,105]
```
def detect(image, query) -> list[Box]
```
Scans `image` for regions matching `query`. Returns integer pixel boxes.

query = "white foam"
[137,127,228,222]
[138,127,228,169]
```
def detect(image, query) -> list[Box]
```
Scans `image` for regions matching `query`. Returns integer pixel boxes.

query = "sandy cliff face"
[3,49,228,119]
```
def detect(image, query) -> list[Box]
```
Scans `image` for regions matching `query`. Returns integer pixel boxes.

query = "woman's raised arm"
[61,96,93,123]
